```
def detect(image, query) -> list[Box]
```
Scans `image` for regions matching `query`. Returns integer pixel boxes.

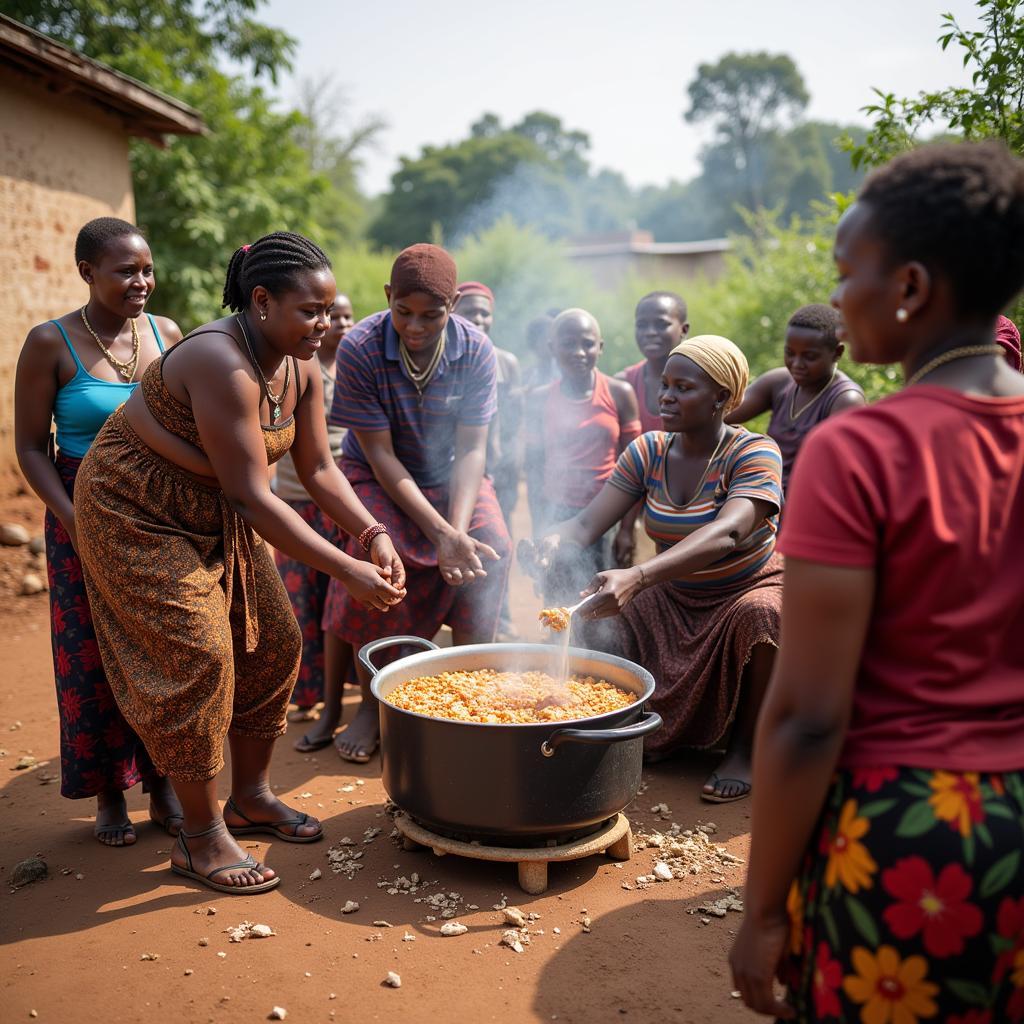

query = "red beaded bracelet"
[358,523,389,551]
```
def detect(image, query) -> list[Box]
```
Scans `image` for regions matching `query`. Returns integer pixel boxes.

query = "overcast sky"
[260,0,981,195]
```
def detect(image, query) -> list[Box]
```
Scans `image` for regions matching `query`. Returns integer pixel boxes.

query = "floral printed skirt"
[783,766,1024,1023]
[46,452,153,799]
[273,499,339,708]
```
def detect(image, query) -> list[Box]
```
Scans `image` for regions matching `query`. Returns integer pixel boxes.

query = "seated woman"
[74,232,406,894]
[322,244,511,763]
[730,141,1024,1022]
[522,335,783,802]
[727,303,864,492]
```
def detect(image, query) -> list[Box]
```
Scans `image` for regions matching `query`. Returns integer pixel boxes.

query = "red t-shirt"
[779,386,1024,772]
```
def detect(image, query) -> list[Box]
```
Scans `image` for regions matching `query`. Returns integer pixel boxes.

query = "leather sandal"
[224,795,323,844]
[170,821,280,894]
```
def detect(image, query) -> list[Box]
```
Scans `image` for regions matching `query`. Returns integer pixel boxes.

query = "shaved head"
[553,307,601,339]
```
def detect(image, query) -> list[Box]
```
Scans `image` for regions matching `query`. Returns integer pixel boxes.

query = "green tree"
[1,1,346,327]
[685,52,810,210]
[846,0,1024,168]
[369,112,598,249]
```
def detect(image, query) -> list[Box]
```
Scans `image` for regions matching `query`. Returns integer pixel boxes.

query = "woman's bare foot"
[701,749,752,803]
[334,699,380,763]
[223,789,322,840]
[94,789,136,847]
[145,773,184,836]
[171,820,276,889]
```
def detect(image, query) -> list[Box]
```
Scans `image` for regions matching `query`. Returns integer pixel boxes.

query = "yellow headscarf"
[669,335,749,413]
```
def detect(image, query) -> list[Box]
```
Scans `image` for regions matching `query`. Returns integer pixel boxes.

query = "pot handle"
[540,711,663,757]
[358,636,440,677]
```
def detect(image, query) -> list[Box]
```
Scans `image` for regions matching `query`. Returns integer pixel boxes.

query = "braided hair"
[75,217,145,265]
[859,141,1024,318]
[787,303,842,348]
[221,231,332,312]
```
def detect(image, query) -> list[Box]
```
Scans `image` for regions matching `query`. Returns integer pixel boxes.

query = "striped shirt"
[609,428,783,589]
[331,311,497,488]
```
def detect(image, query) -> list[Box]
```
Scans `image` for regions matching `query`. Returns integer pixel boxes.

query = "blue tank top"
[51,314,166,458]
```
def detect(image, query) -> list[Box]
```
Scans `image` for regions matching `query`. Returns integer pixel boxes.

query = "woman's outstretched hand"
[728,912,794,1019]
[369,533,407,594]
[436,528,499,586]
[578,566,645,618]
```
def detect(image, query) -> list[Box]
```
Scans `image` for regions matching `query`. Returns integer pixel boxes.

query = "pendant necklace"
[237,314,290,422]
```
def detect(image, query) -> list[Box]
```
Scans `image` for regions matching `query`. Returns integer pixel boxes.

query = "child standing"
[525,308,640,607]
[727,303,864,491]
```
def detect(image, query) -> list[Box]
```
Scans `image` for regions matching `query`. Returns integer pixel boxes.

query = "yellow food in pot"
[386,669,636,724]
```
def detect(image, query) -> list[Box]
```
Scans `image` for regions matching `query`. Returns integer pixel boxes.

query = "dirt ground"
[0,484,755,1024]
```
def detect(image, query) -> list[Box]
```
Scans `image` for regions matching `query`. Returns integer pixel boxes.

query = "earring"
[259,309,267,321]
[896,308,909,323]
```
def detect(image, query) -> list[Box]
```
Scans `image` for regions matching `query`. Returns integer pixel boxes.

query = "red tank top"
[543,371,630,508]
[621,360,663,434]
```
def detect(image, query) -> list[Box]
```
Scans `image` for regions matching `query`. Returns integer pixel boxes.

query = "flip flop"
[334,736,379,765]
[701,773,752,804]
[170,822,280,895]
[149,810,184,837]
[223,795,323,844]
[94,820,137,846]
[293,732,335,753]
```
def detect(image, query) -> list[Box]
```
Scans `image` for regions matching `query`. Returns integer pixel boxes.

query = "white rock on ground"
[439,922,468,936]
[1,523,30,546]
[384,971,402,988]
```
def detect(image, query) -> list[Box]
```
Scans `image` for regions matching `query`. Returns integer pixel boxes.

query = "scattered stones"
[502,907,528,928]
[9,721,22,731]
[198,938,209,947]
[634,821,744,884]
[139,953,160,961]
[372,920,392,928]
[20,574,45,596]
[414,888,463,919]
[268,1007,287,1020]
[226,921,274,942]
[341,901,359,915]
[580,915,592,934]
[308,869,322,881]
[500,929,528,954]
[1,523,30,546]
[10,856,47,888]
[384,971,402,988]
[439,922,468,937]
[402,932,416,942]
[326,838,364,879]
[694,892,744,919]
[653,862,674,882]
[28,536,45,555]
[12,755,38,771]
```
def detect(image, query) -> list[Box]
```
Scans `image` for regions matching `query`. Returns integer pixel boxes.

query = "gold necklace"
[400,331,446,395]
[789,364,838,420]
[79,306,140,381]
[905,345,1004,388]
[237,314,290,422]
[672,427,732,507]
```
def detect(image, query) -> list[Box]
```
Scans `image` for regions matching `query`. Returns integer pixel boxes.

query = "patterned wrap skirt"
[45,452,153,798]
[611,552,783,758]
[782,765,1024,1023]
[321,459,511,662]
[73,410,301,782]
[273,499,340,708]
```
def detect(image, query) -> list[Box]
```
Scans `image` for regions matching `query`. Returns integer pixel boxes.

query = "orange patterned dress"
[73,353,301,782]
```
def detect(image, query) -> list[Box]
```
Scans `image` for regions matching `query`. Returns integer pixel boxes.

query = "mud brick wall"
[0,65,135,496]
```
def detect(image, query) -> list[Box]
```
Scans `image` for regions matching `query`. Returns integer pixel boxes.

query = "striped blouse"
[609,428,783,589]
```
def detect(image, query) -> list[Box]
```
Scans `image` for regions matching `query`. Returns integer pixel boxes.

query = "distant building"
[566,230,730,290]
[0,15,203,492]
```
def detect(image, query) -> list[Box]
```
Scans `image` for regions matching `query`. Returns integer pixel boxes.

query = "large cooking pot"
[362,636,662,841]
